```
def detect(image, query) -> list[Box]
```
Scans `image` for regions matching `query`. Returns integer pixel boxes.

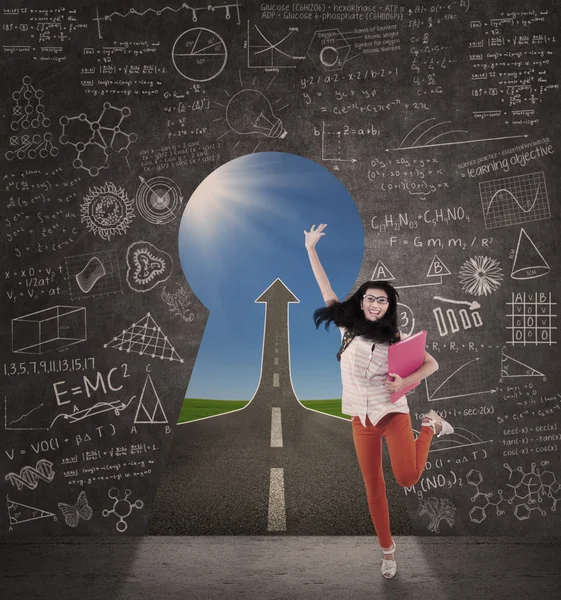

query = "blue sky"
[178,152,364,400]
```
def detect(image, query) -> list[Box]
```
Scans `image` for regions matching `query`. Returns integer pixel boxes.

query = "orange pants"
[352,412,434,549]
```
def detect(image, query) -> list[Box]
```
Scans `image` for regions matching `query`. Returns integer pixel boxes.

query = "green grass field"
[300,399,351,420]
[177,398,350,423]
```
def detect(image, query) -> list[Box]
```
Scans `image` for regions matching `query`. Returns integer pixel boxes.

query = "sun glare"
[181,156,295,240]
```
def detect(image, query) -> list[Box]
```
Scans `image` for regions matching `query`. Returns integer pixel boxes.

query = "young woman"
[304,223,454,579]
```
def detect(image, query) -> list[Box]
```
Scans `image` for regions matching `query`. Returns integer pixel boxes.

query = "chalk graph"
[65,250,123,300]
[247,22,305,69]
[479,172,550,229]
[425,356,498,402]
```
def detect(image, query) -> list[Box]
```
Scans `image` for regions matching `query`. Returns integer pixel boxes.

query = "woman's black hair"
[313,280,401,344]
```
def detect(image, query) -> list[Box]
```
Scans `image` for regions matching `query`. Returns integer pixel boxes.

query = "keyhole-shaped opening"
[178,152,363,414]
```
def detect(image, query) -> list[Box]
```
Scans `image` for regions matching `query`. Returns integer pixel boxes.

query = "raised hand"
[304,223,327,250]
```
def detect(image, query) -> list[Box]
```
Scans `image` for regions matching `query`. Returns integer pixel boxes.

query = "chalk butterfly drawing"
[58,490,93,527]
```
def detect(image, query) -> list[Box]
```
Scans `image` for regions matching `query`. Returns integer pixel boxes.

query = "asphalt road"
[146,280,414,536]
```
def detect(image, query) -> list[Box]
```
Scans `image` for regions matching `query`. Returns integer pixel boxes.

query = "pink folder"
[387,330,427,403]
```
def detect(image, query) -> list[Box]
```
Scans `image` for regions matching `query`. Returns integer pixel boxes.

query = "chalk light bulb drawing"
[225,89,287,139]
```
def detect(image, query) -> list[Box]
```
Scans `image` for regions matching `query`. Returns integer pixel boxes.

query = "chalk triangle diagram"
[371,260,395,281]
[134,374,168,424]
[7,496,56,527]
[501,351,544,377]
[427,255,451,279]
[511,228,550,280]
[104,312,183,363]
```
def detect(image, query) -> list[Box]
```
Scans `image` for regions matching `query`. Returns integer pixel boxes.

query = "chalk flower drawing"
[458,255,503,296]
[80,181,135,240]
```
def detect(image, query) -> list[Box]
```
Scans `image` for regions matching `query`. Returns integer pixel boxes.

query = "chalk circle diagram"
[81,181,135,240]
[479,172,551,229]
[511,228,550,280]
[126,241,173,293]
[458,255,503,296]
[307,29,352,71]
[136,176,183,224]
[172,27,227,82]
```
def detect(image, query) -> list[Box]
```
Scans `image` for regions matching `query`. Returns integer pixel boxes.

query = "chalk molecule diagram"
[59,102,138,176]
[468,462,561,523]
[7,76,58,160]
[102,488,143,532]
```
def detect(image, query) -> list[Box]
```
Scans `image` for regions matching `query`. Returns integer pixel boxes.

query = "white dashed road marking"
[270,407,283,448]
[267,467,286,531]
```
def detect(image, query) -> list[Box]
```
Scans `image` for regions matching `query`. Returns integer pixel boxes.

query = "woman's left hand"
[385,373,404,393]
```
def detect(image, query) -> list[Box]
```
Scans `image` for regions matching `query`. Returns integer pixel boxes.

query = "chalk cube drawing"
[12,305,86,354]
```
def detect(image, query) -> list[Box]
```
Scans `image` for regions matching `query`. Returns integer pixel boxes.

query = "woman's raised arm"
[304,223,338,305]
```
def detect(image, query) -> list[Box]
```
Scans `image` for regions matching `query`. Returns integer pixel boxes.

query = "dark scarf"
[346,315,399,344]
[336,316,399,361]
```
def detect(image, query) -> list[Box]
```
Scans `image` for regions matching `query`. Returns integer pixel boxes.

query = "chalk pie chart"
[172,28,228,82]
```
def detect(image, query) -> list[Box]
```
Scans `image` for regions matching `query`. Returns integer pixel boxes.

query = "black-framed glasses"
[363,295,389,305]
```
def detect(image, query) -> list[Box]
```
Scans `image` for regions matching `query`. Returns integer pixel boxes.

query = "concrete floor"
[2,537,561,600]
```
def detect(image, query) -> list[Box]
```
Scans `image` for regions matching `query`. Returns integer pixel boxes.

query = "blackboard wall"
[1,0,560,536]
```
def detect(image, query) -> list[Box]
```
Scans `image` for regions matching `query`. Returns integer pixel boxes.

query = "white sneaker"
[423,409,454,437]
